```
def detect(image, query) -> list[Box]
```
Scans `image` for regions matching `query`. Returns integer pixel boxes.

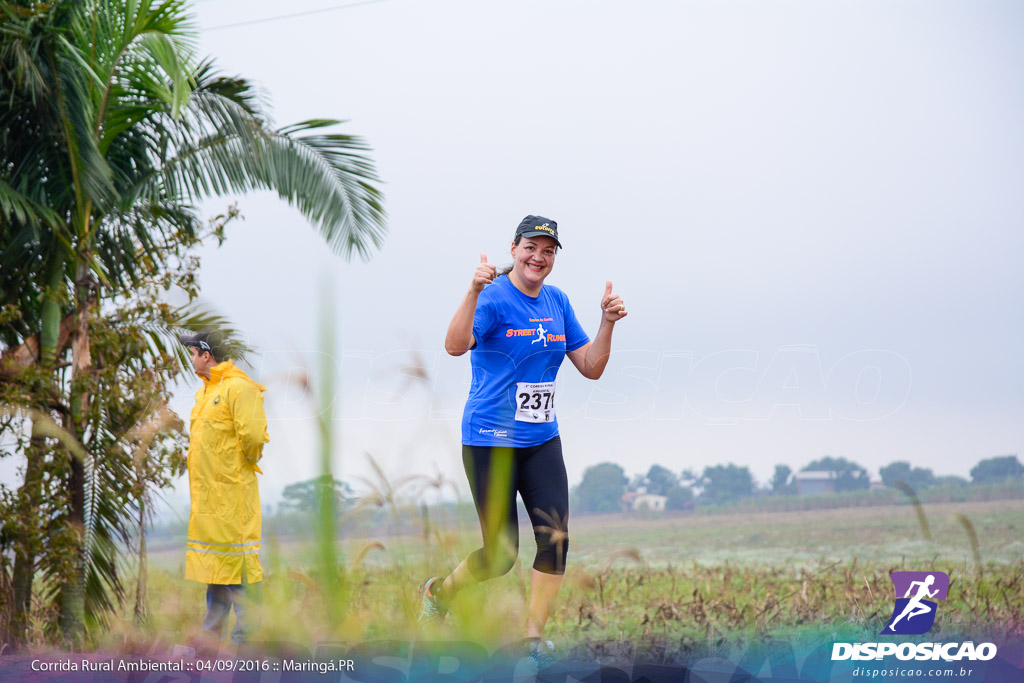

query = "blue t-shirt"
[461,275,590,447]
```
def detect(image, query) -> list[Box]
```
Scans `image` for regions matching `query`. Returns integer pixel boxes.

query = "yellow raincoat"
[186,360,269,585]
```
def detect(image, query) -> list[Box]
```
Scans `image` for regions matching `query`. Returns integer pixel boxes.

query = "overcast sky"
[18,0,1022,514]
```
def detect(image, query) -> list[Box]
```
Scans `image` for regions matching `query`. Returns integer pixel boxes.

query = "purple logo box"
[890,571,949,601]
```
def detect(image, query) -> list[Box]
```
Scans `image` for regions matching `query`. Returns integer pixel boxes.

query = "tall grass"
[116,494,1024,656]
[314,278,343,628]
[122,552,1024,658]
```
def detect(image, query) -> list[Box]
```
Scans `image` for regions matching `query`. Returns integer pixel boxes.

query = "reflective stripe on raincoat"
[186,360,269,585]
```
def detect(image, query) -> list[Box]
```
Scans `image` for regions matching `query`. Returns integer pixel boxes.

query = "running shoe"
[418,577,448,623]
[528,639,556,671]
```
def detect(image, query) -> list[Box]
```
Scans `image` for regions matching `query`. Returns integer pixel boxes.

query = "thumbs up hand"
[601,280,627,322]
[472,253,498,292]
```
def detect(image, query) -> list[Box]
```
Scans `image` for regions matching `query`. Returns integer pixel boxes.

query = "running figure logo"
[881,571,949,635]
[532,323,548,347]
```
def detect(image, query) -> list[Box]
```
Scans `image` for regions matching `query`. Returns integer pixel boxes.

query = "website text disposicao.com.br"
[850,665,979,678]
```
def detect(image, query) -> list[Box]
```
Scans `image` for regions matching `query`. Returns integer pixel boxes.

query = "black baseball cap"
[514,215,561,247]
[178,329,226,360]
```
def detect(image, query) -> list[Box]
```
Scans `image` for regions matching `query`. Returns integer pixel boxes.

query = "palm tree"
[0,0,386,644]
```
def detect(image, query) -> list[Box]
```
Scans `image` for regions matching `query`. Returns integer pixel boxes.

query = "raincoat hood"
[203,359,268,392]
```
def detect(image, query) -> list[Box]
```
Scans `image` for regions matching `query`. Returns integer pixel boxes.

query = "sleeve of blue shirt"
[472,287,498,346]
[563,292,590,352]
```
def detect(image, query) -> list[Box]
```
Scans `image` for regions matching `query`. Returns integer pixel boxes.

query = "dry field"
[119,498,1024,655]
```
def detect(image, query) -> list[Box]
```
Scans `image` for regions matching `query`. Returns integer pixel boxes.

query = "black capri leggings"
[462,435,570,579]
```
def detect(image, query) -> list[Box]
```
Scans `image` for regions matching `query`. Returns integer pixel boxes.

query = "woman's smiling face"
[511,235,558,288]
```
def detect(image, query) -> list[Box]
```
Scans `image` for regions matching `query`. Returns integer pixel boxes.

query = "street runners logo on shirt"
[505,318,566,347]
[882,571,948,635]
[531,323,547,347]
[832,570,997,663]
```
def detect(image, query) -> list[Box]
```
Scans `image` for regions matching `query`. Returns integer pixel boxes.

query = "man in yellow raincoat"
[180,330,269,646]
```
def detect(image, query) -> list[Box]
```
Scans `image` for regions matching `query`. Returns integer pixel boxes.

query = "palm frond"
[2,405,117,632]
[0,180,64,233]
[90,197,202,289]
[192,58,268,123]
[0,0,69,106]
[82,439,100,594]
[51,36,117,214]
[146,105,386,259]
[138,31,194,118]
[77,0,196,151]
[268,121,387,260]
[165,301,256,372]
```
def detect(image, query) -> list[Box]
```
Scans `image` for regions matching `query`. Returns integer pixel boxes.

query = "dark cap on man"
[178,329,227,362]
[514,215,561,248]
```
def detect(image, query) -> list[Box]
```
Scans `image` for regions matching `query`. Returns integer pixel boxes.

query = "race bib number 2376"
[515,381,556,423]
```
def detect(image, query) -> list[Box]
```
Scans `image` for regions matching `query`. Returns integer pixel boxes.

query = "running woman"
[420,215,627,655]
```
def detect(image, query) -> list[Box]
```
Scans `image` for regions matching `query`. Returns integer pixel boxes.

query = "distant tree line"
[253,455,1024,522]
[571,454,1024,514]
[278,475,356,517]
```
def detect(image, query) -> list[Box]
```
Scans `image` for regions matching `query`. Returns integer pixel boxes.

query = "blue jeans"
[201,584,255,644]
